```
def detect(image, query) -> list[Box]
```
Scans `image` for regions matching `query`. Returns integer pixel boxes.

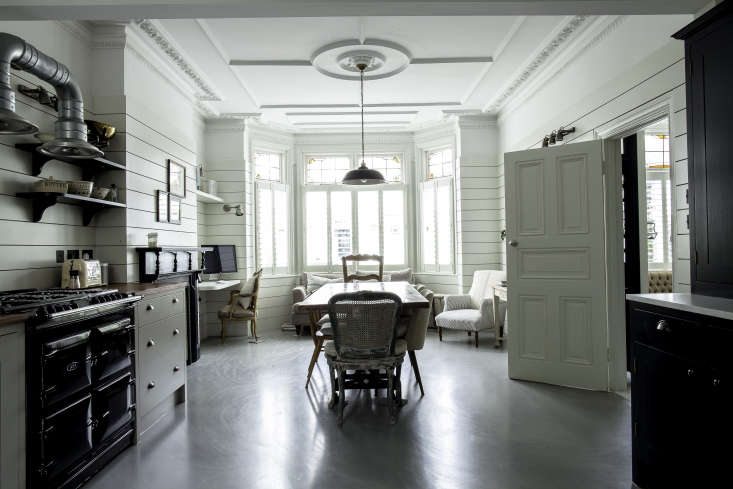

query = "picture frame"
[156,190,169,223]
[168,194,182,225]
[168,159,186,197]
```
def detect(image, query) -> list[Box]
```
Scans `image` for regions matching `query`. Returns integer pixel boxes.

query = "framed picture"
[156,190,168,223]
[168,194,182,225]
[168,159,186,197]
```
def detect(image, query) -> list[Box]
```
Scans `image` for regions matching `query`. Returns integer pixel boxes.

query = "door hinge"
[607,347,612,362]
[601,159,607,175]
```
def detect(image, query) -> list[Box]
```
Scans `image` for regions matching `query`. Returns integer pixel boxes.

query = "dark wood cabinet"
[629,300,733,488]
[674,1,733,298]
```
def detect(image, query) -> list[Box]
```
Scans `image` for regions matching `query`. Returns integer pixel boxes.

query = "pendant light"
[342,62,386,185]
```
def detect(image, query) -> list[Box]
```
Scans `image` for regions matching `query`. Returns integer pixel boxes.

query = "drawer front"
[138,289,186,326]
[138,314,186,414]
[629,304,698,357]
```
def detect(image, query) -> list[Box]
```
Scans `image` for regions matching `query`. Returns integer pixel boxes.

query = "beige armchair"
[218,269,263,342]
[435,270,505,347]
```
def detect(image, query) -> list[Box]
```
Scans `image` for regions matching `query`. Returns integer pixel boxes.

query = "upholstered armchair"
[434,270,505,347]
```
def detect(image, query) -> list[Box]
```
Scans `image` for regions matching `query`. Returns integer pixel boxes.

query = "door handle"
[146,304,154,311]
[656,319,671,333]
[173,328,180,336]
[173,365,180,372]
[147,339,155,347]
[172,298,179,304]
[508,240,518,247]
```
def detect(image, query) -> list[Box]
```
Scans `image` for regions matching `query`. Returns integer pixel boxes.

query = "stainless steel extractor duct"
[0,32,101,158]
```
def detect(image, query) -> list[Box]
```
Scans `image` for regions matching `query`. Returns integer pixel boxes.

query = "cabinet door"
[687,15,733,296]
[0,330,25,489]
[632,343,702,488]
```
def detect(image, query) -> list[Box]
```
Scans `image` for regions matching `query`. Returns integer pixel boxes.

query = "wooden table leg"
[492,291,502,348]
[305,309,324,389]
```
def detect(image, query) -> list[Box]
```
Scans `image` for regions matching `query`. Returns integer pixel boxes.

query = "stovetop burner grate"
[0,288,112,314]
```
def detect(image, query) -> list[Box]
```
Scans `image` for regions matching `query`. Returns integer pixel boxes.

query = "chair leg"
[475,331,479,348]
[388,368,396,424]
[467,331,472,336]
[328,362,337,409]
[220,319,226,341]
[438,326,442,341]
[305,336,324,389]
[337,367,346,426]
[249,318,259,343]
[408,350,424,397]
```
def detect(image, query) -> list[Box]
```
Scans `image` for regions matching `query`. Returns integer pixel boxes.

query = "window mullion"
[271,185,276,274]
[433,180,439,272]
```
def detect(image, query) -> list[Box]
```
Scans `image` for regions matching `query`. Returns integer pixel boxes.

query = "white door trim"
[596,95,674,392]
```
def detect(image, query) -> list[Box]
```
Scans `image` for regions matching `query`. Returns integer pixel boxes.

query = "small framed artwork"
[168,159,186,197]
[156,190,168,223]
[168,194,182,225]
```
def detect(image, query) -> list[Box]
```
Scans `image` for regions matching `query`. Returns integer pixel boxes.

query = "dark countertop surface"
[0,281,188,328]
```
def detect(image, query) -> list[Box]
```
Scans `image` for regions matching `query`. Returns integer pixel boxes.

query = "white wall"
[497,15,692,293]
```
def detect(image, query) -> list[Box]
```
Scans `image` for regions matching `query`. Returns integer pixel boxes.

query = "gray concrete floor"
[85,330,631,489]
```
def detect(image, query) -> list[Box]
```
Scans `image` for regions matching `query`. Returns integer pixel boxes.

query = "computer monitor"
[202,245,237,274]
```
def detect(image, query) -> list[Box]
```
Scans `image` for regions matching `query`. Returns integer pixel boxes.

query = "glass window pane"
[422,184,436,266]
[331,192,352,264]
[273,188,288,269]
[306,156,351,184]
[257,186,273,269]
[383,190,405,265]
[255,152,281,181]
[437,183,452,267]
[357,192,380,256]
[306,192,328,266]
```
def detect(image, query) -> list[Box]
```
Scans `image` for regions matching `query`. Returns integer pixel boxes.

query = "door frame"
[596,96,676,392]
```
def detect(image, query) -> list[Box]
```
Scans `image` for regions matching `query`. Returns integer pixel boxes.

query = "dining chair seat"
[324,338,407,358]
[218,304,255,319]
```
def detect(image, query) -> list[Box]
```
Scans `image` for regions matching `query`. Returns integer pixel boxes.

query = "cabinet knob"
[147,381,155,389]
[146,304,154,311]
[147,339,155,347]
[656,319,671,333]
[508,240,519,247]
[713,378,721,387]
[687,369,694,377]
[172,297,179,304]
[173,328,180,336]
[173,366,180,372]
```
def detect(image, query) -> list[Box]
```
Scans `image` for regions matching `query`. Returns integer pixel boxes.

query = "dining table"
[294,281,430,388]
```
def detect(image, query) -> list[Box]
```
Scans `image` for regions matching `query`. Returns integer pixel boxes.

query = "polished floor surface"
[85,330,631,489]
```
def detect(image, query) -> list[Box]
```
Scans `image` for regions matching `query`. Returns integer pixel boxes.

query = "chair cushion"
[218,303,255,319]
[324,339,407,357]
[238,277,254,309]
[389,268,412,283]
[435,309,484,332]
[305,273,343,294]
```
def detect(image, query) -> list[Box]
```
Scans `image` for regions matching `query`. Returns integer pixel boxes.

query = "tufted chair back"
[648,270,673,293]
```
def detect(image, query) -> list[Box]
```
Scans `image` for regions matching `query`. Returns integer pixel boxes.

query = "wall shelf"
[194,189,223,204]
[15,143,126,180]
[16,192,126,226]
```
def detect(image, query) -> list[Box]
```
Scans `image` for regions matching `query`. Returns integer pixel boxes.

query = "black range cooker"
[0,288,141,489]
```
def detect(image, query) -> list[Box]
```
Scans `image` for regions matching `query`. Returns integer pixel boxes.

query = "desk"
[492,284,507,348]
[198,279,241,291]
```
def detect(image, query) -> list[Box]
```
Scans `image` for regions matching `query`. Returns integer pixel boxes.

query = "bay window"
[420,147,454,273]
[255,151,289,274]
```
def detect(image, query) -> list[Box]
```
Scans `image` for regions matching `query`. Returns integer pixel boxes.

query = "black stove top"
[0,287,133,316]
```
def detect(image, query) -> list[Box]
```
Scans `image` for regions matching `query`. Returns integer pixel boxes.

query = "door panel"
[505,140,609,390]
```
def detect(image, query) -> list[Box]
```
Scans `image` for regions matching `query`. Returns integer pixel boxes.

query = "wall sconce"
[223,204,243,216]
[556,126,576,141]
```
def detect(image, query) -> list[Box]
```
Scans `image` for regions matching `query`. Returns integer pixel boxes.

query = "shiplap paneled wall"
[670,85,690,292]
[0,21,99,290]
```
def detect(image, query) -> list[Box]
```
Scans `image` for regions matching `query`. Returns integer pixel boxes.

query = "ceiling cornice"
[132,19,222,102]
[483,15,591,113]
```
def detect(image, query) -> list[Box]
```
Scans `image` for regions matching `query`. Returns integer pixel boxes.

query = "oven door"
[42,330,92,408]
[40,393,93,482]
[91,318,134,383]
[92,371,134,446]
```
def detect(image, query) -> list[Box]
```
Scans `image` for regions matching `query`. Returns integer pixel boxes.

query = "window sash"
[646,169,672,269]
[254,151,283,182]
[256,181,290,274]
[420,177,454,273]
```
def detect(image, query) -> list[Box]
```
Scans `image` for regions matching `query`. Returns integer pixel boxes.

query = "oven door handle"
[95,318,132,335]
[93,371,132,393]
[43,330,91,357]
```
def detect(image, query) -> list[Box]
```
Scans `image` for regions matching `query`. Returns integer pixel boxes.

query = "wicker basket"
[67,180,94,197]
[33,177,68,194]
[90,187,110,200]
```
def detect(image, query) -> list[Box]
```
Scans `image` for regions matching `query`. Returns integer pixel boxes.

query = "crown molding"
[456,113,498,129]
[55,20,93,43]
[132,19,222,102]
[483,15,592,113]
[498,15,628,118]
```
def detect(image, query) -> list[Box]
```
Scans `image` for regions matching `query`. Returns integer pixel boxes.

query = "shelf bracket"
[29,194,60,222]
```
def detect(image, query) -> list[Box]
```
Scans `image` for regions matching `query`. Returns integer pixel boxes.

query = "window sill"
[414,272,457,276]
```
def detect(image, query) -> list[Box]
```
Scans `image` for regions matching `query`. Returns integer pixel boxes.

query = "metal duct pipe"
[0,32,101,158]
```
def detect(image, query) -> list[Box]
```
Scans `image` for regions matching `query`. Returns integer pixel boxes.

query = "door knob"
[146,304,154,311]
[173,366,180,372]
[172,298,179,304]
[173,328,180,336]
[147,381,155,389]
[508,240,518,247]
[147,339,155,347]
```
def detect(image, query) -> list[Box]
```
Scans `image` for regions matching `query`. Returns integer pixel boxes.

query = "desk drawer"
[138,289,185,326]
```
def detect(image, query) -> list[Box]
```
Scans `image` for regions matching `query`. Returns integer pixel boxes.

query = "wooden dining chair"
[218,268,263,343]
[341,254,384,282]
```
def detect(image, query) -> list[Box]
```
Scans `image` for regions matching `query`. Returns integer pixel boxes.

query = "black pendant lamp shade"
[342,60,386,185]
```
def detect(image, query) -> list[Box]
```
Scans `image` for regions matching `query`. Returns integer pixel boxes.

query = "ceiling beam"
[0,0,708,20]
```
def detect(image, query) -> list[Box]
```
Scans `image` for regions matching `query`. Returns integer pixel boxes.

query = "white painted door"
[505,140,609,390]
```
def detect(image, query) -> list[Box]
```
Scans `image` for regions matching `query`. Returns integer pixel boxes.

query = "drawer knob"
[147,339,155,347]
[713,378,721,387]
[656,319,671,333]
[173,366,180,372]
[147,381,155,389]
[172,297,179,304]
[687,369,694,377]
[173,328,180,336]
[147,304,154,311]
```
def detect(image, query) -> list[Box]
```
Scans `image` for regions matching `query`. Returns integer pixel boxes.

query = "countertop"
[626,292,733,321]
[0,312,31,328]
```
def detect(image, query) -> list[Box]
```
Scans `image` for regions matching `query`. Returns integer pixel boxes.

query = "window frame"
[419,176,455,274]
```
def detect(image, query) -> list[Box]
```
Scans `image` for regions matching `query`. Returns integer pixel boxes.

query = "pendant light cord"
[360,67,365,166]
